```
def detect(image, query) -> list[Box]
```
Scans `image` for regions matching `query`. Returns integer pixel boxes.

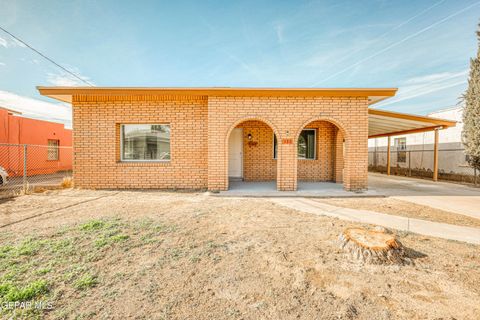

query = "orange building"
[0,107,72,177]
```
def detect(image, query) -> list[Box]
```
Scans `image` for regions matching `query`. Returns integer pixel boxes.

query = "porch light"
[247,133,252,140]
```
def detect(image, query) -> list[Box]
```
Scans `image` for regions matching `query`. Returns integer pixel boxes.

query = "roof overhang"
[37,86,397,105]
[0,106,22,115]
[38,86,453,137]
[368,109,456,138]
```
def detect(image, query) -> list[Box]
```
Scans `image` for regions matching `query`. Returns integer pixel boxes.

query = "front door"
[228,128,243,178]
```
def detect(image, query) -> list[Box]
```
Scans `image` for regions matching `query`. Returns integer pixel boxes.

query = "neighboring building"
[368,106,472,178]
[38,87,455,192]
[0,107,72,177]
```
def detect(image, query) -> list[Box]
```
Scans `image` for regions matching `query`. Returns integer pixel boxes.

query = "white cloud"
[274,23,284,44]
[0,35,26,48]
[0,36,7,48]
[0,90,71,128]
[310,1,479,86]
[403,70,468,85]
[0,62,5,66]
[46,69,94,87]
[376,70,468,107]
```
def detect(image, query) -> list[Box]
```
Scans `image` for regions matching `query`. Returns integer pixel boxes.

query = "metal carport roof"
[368,108,456,138]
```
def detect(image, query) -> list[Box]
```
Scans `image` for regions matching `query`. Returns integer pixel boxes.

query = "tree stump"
[339,228,408,265]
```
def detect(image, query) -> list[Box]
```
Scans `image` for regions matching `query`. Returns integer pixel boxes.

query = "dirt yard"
[0,189,479,319]
[317,197,480,228]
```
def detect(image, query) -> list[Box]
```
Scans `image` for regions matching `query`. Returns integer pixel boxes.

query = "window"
[298,129,316,159]
[395,137,407,163]
[47,140,59,160]
[273,129,316,159]
[121,124,170,161]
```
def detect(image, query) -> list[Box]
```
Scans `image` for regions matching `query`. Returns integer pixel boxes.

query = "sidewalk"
[270,197,480,245]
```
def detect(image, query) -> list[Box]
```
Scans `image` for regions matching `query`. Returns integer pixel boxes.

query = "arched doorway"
[226,119,279,191]
[295,119,346,190]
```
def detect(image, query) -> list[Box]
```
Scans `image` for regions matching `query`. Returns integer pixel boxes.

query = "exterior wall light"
[247,133,252,140]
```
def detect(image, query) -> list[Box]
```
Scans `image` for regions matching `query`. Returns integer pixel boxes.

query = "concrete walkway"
[217,181,383,198]
[369,173,480,219]
[270,197,480,245]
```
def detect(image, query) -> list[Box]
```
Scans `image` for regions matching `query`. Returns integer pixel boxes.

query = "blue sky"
[0,0,479,127]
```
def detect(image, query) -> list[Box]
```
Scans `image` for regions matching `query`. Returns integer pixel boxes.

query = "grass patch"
[0,280,49,302]
[95,233,129,248]
[61,176,73,188]
[79,220,107,231]
[35,267,52,276]
[74,274,98,290]
[0,217,177,318]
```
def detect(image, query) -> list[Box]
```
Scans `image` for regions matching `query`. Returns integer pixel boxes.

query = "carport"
[368,109,456,181]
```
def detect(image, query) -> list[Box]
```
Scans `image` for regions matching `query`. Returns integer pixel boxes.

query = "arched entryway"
[295,118,347,190]
[226,118,280,191]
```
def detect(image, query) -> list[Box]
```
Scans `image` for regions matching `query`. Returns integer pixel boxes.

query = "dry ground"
[317,197,480,228]
[0,189,479,319]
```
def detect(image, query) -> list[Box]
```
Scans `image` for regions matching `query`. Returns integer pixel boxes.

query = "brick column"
[277,141,296,191]
[343,105,368,191]
[207,99,228,191]
[334,129,344,183]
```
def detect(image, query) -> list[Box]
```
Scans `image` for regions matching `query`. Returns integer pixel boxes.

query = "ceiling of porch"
[368,109,456,138]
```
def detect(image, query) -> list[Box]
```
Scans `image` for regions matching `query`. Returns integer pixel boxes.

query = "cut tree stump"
[339,228,409,265]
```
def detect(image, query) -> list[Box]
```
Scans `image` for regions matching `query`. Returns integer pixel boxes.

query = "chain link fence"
[369,148,478,186]
[0,143,73,198]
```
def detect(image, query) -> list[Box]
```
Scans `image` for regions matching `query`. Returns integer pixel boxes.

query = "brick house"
[38,87,455,192]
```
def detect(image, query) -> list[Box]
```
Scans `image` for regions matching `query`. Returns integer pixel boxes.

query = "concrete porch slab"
[214,181,384,198]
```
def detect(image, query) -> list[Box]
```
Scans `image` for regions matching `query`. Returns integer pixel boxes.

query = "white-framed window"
[394,137,407,163]
[47,139,59,160]
[121,124,171,161]
[273,129,316,160]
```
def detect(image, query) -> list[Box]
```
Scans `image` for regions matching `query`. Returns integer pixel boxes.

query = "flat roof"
[0,106,22,115]
[37,86,455,137]
[37,86,397,105]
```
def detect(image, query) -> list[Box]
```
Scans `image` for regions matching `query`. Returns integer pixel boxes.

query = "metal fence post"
[475,168,477,186]
[23,144,27,192]
[408,151,411,177]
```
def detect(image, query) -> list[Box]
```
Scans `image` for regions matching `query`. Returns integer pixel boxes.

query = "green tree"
[462,23,480,173]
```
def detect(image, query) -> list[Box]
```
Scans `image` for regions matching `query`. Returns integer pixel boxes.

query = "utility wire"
[0,25,94,86]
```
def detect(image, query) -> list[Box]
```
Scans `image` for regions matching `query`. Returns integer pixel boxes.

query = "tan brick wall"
[235,120,277,181]
[207,96,368,191]
[72,94,208,189]
[73,94,368,192]
[233,120,341,183]
[334,128,344,183]
[297,121,335,182]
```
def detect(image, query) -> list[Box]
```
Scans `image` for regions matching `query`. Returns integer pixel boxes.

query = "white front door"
[228,128,243,178]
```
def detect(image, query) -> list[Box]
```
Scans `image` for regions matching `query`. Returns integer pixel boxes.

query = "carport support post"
[433,128,439,182]
[386,136,391,175]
